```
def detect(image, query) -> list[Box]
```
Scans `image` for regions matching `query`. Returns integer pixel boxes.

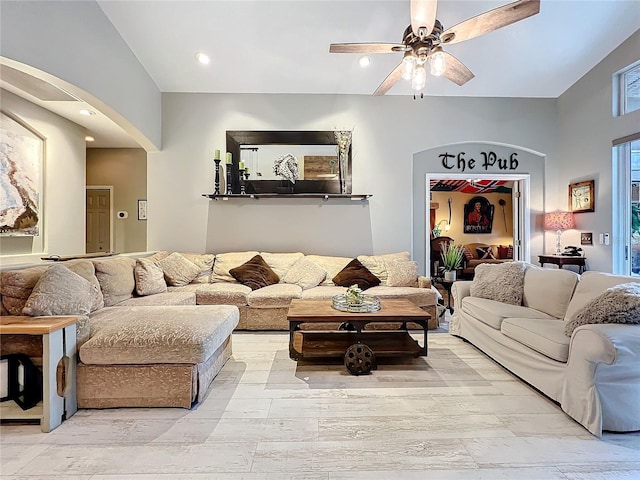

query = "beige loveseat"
[0,250,437,409]
[451,262,640,436]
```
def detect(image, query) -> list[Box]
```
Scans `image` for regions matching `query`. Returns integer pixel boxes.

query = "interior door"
[512,180,523,260]
[86,188,111,253]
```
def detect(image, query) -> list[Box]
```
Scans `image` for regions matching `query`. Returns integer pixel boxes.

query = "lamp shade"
[544,211,575,231]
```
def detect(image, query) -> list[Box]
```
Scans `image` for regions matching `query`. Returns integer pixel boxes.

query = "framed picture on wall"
[137,200,147,220]
[463,196,494,234]
[569,180,594,213]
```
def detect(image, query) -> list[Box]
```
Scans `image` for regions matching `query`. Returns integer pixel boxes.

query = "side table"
[435,279,455,318]
[538,255,586,273]
[0,316,78,432]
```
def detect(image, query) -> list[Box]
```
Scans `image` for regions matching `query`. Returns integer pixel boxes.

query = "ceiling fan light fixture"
[429,48,446,76]
[401,54,416,80]
[411,64,427,91]
[359,55,371,67]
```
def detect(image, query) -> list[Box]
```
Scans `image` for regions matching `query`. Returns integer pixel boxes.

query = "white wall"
[149,93,557,265]
[0,89,86,266]
[0,0,161,151]
[556,30,640,273]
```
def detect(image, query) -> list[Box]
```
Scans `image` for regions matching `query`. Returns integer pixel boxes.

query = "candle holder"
[213,158,221,195]
[225,163,233,194]
[239,168,246,195]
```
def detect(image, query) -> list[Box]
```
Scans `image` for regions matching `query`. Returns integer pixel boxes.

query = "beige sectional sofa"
[451,262,640,436]
[0,250,437,409]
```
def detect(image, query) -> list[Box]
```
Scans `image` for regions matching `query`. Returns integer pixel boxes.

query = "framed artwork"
[569,180,594,213]
[463,196,494,234]
[0,111,44,236]
[137,199,147,220]
[581,232,593,245]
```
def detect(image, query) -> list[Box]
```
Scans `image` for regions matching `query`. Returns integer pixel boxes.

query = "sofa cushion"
[22,265,97,316]
[158,252,201,287]
[332,259,380,290]
[283,257,327,289]
[461,296,554,330]
[134,258,168,296]
[65,259,105,312]
[365,285,436,307]
[230,255,280,290]
[211,251,259,283]
[470,261,526,306]
[357,252,411,286]
[115,291,196,307]
[259,252,304,280]
[248,283,303,308]
[501,317,570,362]
[301,285,347,300]
[522,265,579,319]
[93,257,136,307]
[179,253,215,284]
[385,260,418,287]
[564,282,640,336]
[196,283,251,306]
[306,255,352,286]
[0,265,48,314]
[80,305,239,365]
[564,271,640,324]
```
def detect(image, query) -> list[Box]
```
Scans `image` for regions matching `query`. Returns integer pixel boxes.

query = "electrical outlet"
[599,233,604,245]
[604,233,610,246]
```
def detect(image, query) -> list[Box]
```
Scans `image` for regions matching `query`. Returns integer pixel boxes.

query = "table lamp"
[544,211,576,255]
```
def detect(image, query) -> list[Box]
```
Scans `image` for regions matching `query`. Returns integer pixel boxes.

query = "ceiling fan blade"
[330,43,405,54]
[440,0,540,45]
[373,63,404,96]
[439,51,475,86]
[411,0,438,37]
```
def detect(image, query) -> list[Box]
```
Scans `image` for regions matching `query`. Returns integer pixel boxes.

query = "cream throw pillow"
[260,252,304,280]
[386,260,419,287]
[93,257,136,307]
[158,252,201,287]
[283,257,327,290]
[22,264,96,316]
[357,252,411,285]
[564,282,640,336]
[134,258,168,296]
[470,261,527,306]
[180,253,215,284]
[211,251,259,283]
[305,255,352,286]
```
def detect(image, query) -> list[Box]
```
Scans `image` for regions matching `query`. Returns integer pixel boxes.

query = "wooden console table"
[0,316,77,432]
[538,255,586,273]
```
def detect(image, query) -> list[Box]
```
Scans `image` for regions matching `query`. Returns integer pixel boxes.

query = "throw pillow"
[476,246,496,260]
[564,282,640,337]
[283,257,327,290]
[211,251,259,283]
[180,253,215,284]
[332,259,381,290]
[158,252,201,287]
[22,264,96,316]
[462,247,474,262]
[386,260,419,287]
[229,255,280,290]
[470,261,527,306]
[134,258,168,296]
[93,257,136,307]
[357,252,411,285]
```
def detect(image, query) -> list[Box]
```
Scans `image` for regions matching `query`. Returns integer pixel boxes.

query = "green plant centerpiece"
[345,284,364,305]
[440,241,465,278]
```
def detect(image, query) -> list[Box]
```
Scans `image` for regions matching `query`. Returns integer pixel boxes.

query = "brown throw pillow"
[462,247,474,261]
[332,259,381,290]
[229,255,280,290]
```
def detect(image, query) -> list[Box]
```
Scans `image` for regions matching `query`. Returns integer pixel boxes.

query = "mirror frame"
[226,130,351,194]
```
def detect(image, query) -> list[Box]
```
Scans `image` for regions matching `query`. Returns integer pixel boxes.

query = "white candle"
[226,152,232,164]
[239,161,245,170]
[214,149,220,160]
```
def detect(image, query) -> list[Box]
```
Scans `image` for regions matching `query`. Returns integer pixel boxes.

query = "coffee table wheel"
[338,322,356,331]
[344,343,376,375]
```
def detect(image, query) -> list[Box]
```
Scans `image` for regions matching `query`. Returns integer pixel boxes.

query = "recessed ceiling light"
[79,109,95,116]
[85,135,95,142]
[195,52,210,65]
[359,56,371,67]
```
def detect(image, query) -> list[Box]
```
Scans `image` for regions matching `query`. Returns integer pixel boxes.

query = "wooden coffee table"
[287,298,430,374]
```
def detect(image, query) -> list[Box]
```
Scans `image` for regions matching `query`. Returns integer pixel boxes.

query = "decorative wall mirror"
[226,130,352,194]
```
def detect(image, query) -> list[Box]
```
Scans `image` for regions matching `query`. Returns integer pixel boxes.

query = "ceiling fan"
[329,0,540,97]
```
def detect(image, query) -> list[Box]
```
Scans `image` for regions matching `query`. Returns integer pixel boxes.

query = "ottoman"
[77,305,239,408]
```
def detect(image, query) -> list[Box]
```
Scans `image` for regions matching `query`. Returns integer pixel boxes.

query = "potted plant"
[440,241,465,281]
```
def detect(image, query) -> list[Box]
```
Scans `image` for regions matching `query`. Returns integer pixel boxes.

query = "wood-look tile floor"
[1,332,639,479]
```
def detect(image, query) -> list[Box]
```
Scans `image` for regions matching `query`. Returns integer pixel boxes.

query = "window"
[616,62,640,116]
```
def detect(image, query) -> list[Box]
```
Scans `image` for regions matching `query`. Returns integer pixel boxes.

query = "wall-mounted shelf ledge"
[203,193,372,201]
